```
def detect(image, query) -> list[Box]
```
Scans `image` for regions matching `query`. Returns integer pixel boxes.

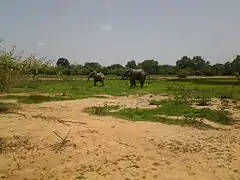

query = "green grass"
[86,100,233,129]
[1,76,237,129]
[0,76,239,104]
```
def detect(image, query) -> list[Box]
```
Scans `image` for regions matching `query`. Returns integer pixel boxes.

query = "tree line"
[1,41,240,92]
[55,55,240,77]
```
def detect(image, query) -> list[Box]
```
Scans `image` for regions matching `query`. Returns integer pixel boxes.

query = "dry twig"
[52,130,71,153]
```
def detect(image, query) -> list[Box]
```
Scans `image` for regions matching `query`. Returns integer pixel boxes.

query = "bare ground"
[0,94,240,180]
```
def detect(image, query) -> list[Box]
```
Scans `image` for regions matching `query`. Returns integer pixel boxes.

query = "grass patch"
[86,100,233,129]
[155,100,232,125]
[87,105,214,130]
[0,76,239,104]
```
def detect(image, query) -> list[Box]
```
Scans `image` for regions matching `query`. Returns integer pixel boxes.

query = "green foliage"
[0,43,22,92]
[56,57,70,67]
[125,60,137,69]
[0,40,55,92]
[177,69,190,78]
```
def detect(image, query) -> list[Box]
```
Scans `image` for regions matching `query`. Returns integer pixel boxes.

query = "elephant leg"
[140,79,145,87]
[133,80,136,87]
[130,79,134,87]
[94,80,96,86]
[102,80,104,86]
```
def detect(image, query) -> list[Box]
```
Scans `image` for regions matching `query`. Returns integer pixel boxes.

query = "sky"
[0,0,240,66]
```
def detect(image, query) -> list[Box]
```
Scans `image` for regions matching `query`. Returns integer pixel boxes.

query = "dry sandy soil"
[0,94,240,180]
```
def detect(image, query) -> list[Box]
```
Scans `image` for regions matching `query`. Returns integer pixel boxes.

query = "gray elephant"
[122,69,150,87]
[88,71,105,86]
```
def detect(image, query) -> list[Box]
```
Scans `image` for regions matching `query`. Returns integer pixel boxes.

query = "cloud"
[36,41,45,46]
[100,25,113,31]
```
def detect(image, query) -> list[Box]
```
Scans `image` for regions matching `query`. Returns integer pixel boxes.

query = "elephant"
[122,69,150,88]
[88,71,105,86]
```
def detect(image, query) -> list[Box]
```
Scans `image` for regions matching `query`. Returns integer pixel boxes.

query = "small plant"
[195,96,211,106]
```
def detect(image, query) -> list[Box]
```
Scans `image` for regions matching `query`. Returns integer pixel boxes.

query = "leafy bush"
[0,40,53,92]
[177,69,190,78]
[0,43,22,92]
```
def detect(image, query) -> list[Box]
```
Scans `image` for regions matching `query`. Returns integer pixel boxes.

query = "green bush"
[0,40,53,92]
[0,43,22,92]
[177,69,190,78]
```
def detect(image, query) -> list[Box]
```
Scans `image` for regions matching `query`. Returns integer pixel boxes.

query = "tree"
[231,55,240,74]
[203,65,216,76]
[109,64,124,69]
[137,59,159,74]
[126,60,137,69]
[84,62,101,71]
[192,56,209,75]
[223,61,233,75]
[176,56,193,70]
[157,65,176,75]
[212,63,225,75]
[56,58,70,67]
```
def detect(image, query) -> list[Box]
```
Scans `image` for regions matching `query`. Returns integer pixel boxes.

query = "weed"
[194,96,211,106]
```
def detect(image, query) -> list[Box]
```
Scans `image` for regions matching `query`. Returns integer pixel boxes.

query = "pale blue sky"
[0,0,240,66]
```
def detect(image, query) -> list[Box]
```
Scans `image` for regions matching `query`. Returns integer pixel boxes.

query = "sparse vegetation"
[0,40,240,179]
[86,99,233,129]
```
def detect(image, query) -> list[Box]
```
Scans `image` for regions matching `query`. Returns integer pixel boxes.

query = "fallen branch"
[52,130,71,153]
[56,119,70,127]
[57,119,87,125]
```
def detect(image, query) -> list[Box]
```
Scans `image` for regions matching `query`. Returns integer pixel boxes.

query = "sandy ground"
[0,94,240,180]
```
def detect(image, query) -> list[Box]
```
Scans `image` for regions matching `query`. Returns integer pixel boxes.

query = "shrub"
[0,40,53,92]
[0,42,22,92]
[177,69,190,78]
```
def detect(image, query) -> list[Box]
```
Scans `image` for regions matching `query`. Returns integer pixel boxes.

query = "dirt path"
[0,95,239,180]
